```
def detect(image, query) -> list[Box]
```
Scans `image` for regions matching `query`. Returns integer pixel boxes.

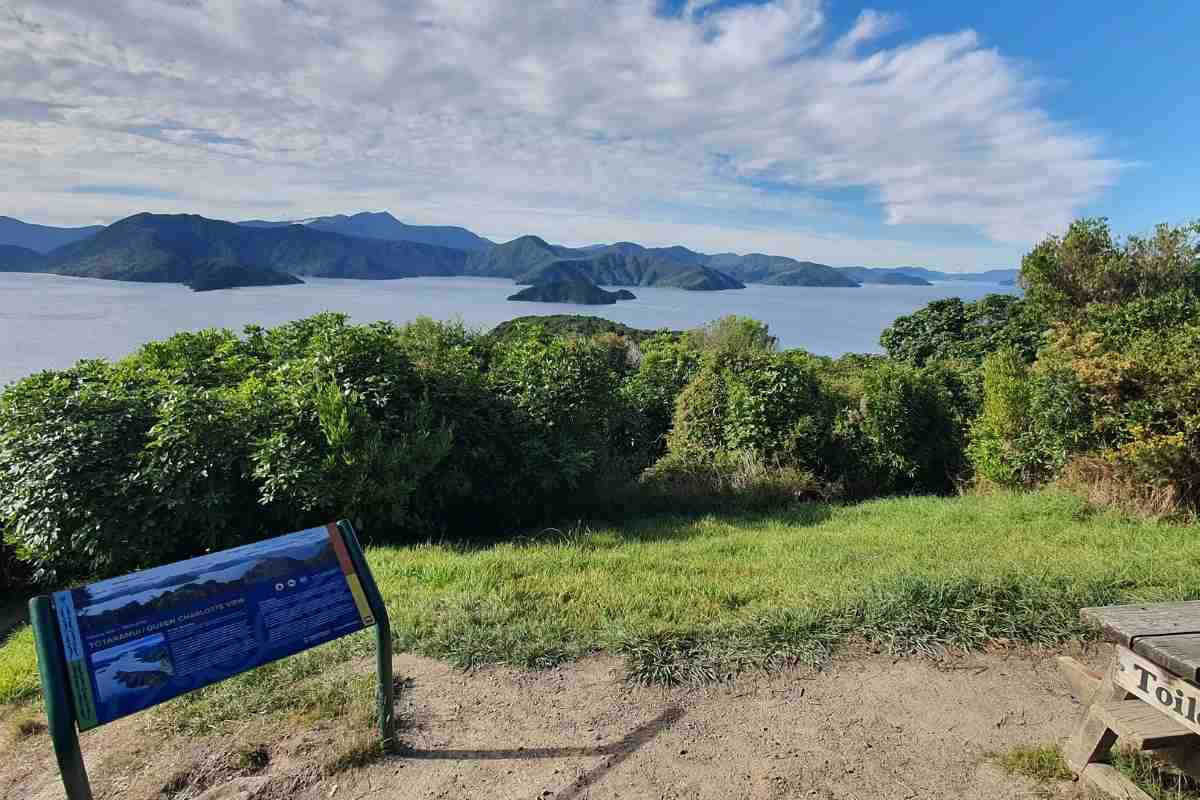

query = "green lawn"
[3,490,1199,713]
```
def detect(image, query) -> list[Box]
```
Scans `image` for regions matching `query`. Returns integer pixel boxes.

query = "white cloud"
[0,0,1123,268]
[836,9,904,53]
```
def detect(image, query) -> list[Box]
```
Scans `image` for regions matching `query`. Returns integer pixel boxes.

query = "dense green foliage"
[1020,217,1200,318]
[0,315,643,582]
[643,316,972,501]
[876,218,1199,515]
[489,315,677,343]
[880,294,1044,366]
[970,218,1200,512]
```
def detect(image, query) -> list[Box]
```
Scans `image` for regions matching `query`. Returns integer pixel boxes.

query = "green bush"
[663,348,837,471]
[0,362,160,583]
[653,326,845,497]
[833,361,972,496]
[616,334,702,468]
[880,294,1044,366]
[722,350,834,468]
[486,323,634,498]
[1020,217,1200,319]
[968,348,1094,488]
[0,314,668,583]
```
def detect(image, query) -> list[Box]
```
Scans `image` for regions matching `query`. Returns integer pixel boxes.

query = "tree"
[1020,217,1200,319]
[880,294,1043,366]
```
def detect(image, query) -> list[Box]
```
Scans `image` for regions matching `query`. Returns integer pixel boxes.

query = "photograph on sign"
[53,523,375,729]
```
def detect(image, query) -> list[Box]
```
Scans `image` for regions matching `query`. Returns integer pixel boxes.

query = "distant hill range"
[7,213,468,290]
[0,244,46,273]
[841,266,1019,285]
[0,211,1019,292]
[239,211,494,253]
[472,237,745,291]
[0,216,104,253]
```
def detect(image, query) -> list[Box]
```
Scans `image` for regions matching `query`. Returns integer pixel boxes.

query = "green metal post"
[29,596,93,800]
[337,521,396,751]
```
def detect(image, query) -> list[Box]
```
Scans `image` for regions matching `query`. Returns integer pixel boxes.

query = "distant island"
[837,267,933,286]
[0,211,1018,292]
[187,262,305,292]
[476,237,746,290]
[508,279,636,305]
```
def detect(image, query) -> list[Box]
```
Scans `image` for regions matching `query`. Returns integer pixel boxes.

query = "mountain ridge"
[41,213,470,289]
[240,211,494,252]
[0,216,104,253]
[0,212,1019,290]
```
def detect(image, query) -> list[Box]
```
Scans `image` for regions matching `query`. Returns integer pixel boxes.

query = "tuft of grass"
[990,744,1073,784]
[323,731,389,775]
[0,626,40,705]
[2,704,47,744]
[1112,750,1200,800]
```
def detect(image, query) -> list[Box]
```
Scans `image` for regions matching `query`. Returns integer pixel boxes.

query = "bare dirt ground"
[2,645,1112,800]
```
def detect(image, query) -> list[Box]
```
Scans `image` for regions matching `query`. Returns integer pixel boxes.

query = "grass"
[1112,750,1200,800]
[378,490,1200,682]
[0,626,39,705]
[3,490,1200,714]
[992,744,1200,800]
[989,744,1073,784]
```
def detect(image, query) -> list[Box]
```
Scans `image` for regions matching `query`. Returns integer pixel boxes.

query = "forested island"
[508,279,637,304]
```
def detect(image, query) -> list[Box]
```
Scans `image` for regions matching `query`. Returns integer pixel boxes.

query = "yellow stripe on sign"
[344,574,375,627]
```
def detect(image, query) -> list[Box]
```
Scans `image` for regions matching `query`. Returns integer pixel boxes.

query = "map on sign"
[53,523,375,730]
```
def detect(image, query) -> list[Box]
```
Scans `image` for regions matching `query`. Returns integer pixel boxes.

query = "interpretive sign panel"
[51,522,376,730]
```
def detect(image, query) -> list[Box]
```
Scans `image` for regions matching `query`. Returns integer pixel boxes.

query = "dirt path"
[3,647,1107,800]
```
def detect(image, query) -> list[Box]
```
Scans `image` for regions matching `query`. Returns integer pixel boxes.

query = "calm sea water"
[0,273,1015,387]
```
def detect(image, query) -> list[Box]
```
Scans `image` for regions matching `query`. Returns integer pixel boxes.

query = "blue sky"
[0,1,1193,270]
[825,0,1198,237]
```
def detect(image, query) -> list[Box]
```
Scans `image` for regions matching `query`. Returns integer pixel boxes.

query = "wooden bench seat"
[1091,700,1196,750]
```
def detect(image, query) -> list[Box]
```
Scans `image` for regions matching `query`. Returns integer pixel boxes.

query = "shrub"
[616,334,702,467]
[663,347,837,472]
[833,361,971,496]
[722,350,834,468]
[0,314,666,582]
[685,315,777,355]
[968,349,1093,488]
[880,294,1044,366]
[1020,217,1200,319]
[0,362,161,583]
[486,323,629,490]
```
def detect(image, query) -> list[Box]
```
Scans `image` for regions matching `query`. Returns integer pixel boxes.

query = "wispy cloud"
[0,0,1123,267]
[65,185,179,199]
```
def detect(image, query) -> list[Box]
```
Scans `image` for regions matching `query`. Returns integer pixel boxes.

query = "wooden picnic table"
[1062,602,1200,799]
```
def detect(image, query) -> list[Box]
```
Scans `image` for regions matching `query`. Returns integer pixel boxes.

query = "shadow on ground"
[401,705,685,800]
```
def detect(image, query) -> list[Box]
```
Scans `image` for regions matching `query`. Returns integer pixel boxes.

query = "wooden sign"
[1113,644,1200,737]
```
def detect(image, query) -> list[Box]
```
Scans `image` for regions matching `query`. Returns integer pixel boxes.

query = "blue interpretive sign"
[51,522,376,730]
